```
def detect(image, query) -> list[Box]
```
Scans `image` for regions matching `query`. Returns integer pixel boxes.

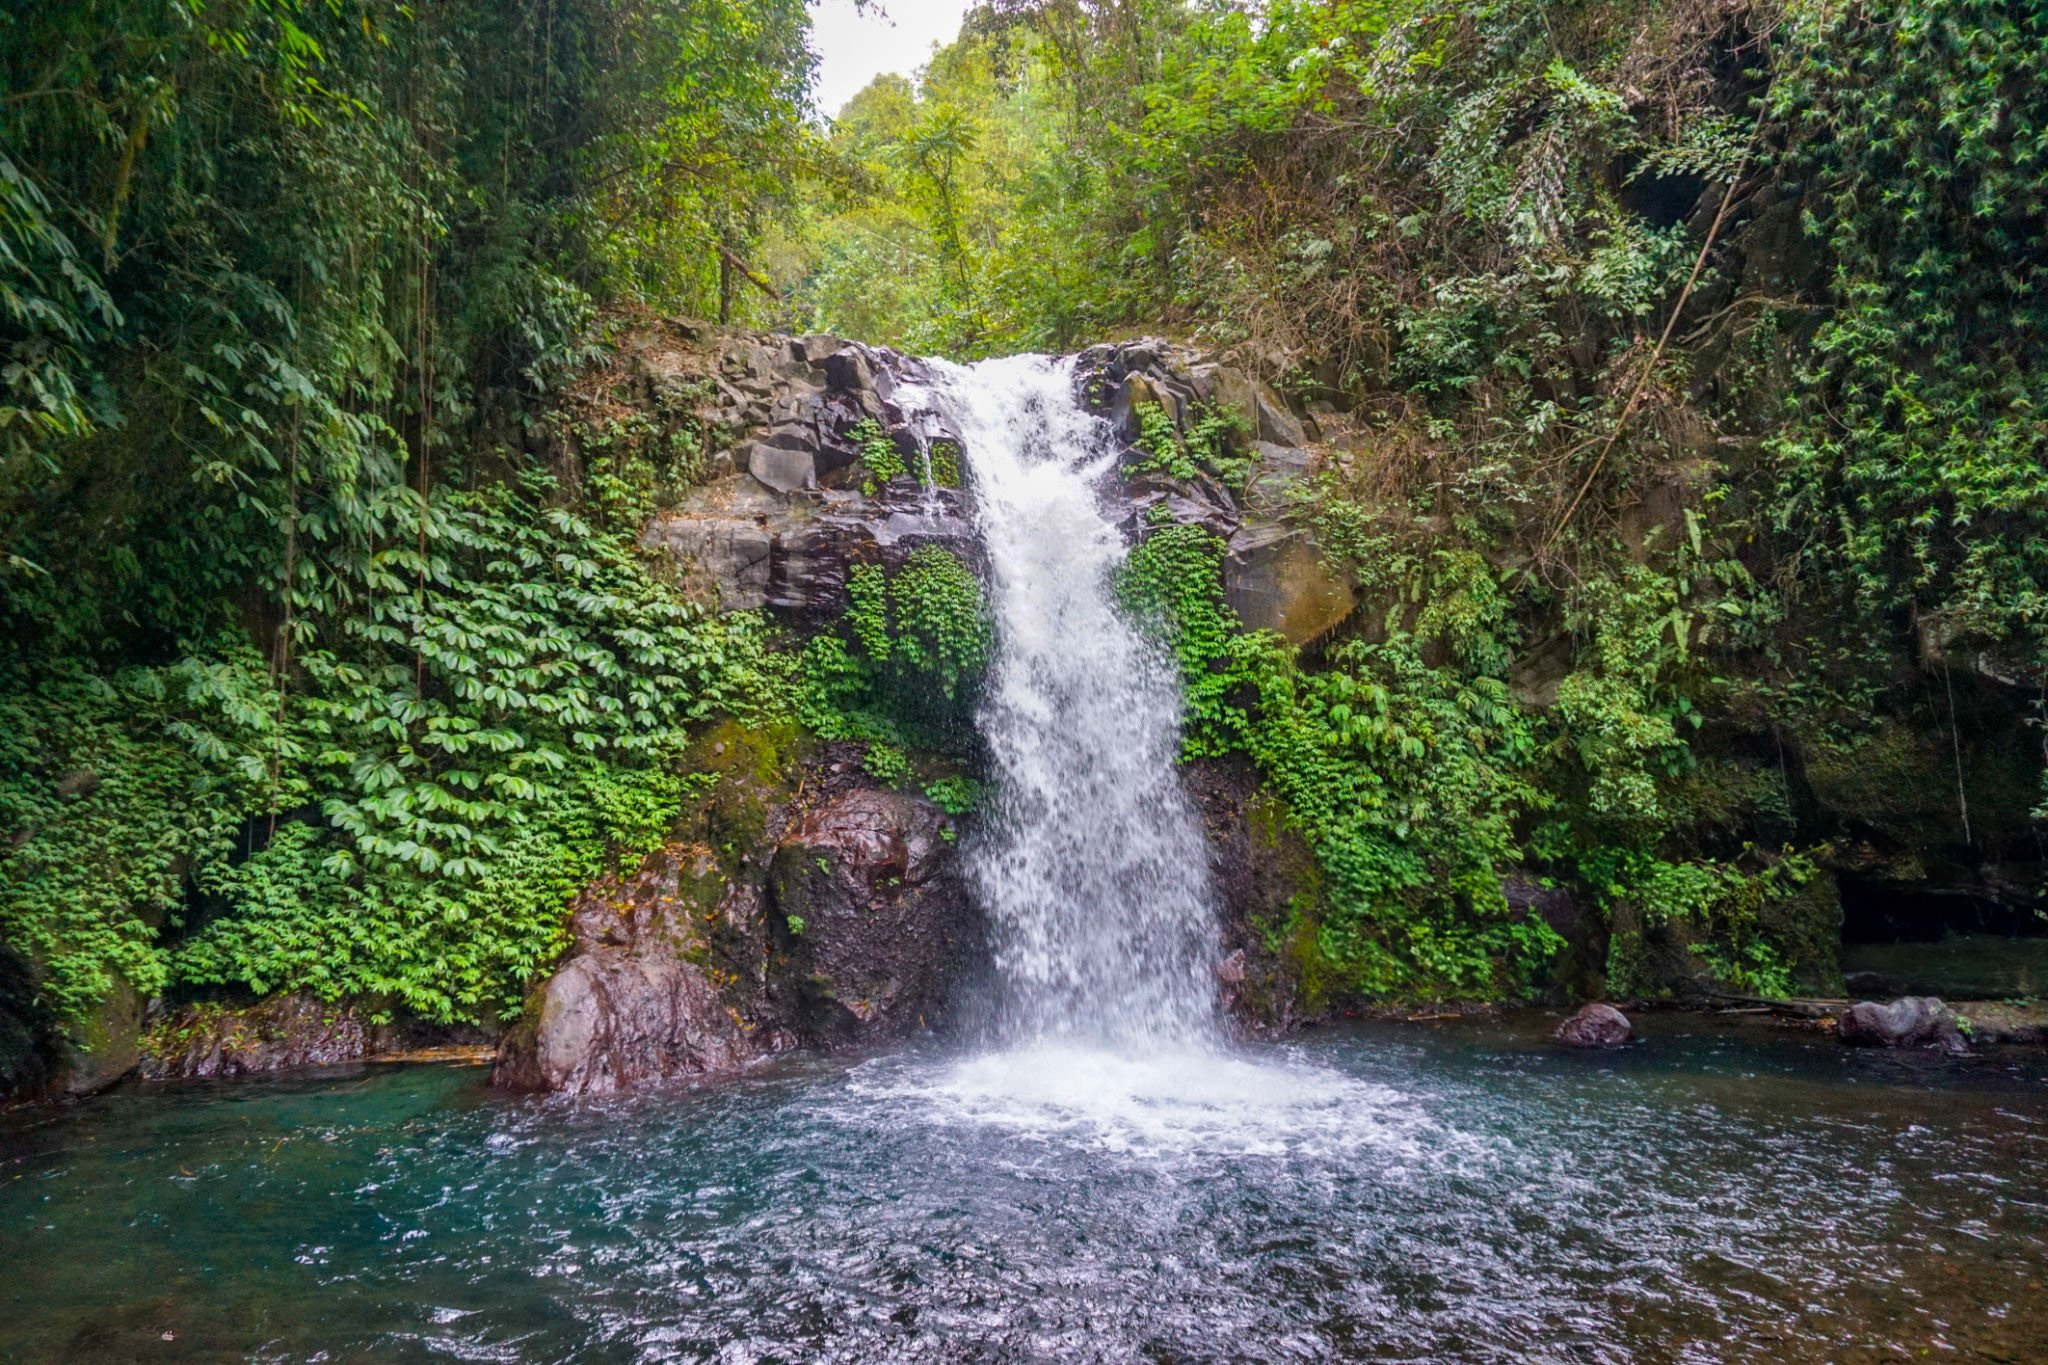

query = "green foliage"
[861,742,911,785]
[1131,398,1253,492]
[849,417,962,495]
[851,418,909,494]
[5,465,767,1026]
[1132,403,1199,480]
[0,0,823,1039]
[793,546,993,755]
[1576,845,1814,1000]
[1765,0,2048,659]
[0,664,262,1026]
[1122,524,1558,997]
[927,440,963,488]
[922,774,983,816]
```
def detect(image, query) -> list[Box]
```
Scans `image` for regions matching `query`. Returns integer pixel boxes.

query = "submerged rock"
[1837,996,1970,1052]
[1555,1002,1633,1047]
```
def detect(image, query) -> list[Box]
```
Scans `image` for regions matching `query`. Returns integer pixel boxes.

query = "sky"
[808,0,974,120]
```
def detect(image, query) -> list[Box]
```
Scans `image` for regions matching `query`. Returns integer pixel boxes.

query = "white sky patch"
[808,0,974,120]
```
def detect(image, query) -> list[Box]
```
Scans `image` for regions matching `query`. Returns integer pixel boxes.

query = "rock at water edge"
[1837,996,1969,1052]
[1555,1002,1632,1047]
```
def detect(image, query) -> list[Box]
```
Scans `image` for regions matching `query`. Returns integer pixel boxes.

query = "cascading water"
[889,351,1385,1150]
[902,354,1219,1050]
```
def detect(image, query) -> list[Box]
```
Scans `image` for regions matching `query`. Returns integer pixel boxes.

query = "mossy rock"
[1803,722,1961,842]
[1757,869,1845,997]
[57,974,142,1096]
[681,718,811,877]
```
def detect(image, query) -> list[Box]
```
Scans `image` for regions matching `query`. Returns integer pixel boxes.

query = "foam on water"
[847,1042,1448,1163]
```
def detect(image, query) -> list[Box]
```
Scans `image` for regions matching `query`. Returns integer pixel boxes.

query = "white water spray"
[904,354,1218,1049]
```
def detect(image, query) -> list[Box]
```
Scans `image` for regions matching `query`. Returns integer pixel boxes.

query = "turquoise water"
[4,1015,2046,1362]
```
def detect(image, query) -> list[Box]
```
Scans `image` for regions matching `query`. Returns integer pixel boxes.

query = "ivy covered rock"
[492,726,986,1096]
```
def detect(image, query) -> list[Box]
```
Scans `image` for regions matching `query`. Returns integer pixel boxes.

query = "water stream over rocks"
[4,353,2046,1361]
[906,354,1217,1049]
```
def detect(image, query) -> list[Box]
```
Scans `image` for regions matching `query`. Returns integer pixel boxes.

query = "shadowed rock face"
[141,995,369,1081]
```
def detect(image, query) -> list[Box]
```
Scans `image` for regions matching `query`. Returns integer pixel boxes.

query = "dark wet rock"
[1555,1002,1633,1047]
[493,944,759,1096]
[765,486,976,618]
[1117,469,1240,541]
[1213,949,1249,1015]
[768,788,981,1041]
[0,947,55,1102]
[1185,756,1322,1029]
[1838,996,1970,1052]
[1504,875,1582,940]
[623,328,979,622]
[141,994,369,1080]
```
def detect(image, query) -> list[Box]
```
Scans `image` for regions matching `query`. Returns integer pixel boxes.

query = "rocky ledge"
[614,321,1355,646]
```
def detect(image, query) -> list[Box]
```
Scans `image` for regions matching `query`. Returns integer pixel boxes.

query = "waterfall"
[902,354,1218,1049]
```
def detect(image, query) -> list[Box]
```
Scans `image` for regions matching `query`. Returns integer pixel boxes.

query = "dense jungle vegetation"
[4,0,2044,1083]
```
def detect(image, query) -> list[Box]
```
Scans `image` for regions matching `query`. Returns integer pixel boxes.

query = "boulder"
[493,842,770,1096]
[1554,1002,1633,1047]
[746,440,816,493]
[767,788,981,1040]
[1252,387,1308,447]
[492,950,758,1096]
[493,729,987,1096]
[1222,524,1355,645]
[1837,996,1970,1052]
[1195,364,1306,447]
